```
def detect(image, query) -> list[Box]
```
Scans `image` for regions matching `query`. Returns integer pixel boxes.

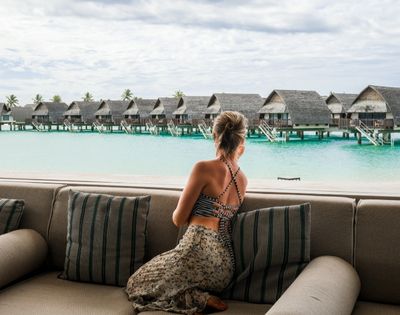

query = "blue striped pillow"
[0,198,24,235]
[60,189,151,286]
[223,203,311,303]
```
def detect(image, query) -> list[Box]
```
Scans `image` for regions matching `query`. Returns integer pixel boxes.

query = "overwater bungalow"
[94,100,130,125]
[11,106,33,123]
[0,103,10,122]
[136,99,157,121]
[149,97,179,124]
[347,85,400,129]
[64,101,101,124]
[32,102,69,124]
[258,90,331,129]
[204,93,264,127]
[0,104,33,129]
[325,93,357,128]
[123,99,156,124]
[122,99,139,124]
[4,106,34,130]
[172,96,210,125]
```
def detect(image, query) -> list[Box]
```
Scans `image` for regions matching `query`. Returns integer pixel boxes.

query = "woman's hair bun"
[212,111,248,157]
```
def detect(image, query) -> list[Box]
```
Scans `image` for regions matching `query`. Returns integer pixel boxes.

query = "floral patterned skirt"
[125,224,234,314]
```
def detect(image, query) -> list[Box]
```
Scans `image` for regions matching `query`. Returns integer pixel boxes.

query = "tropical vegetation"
[82,92,94,102]
[51,95,62,103]
[6,94,19,108]
[173,90,185,98]
[32,94,43,105]
[122,89,133,101]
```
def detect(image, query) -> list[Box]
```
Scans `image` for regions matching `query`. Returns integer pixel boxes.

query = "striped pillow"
[0,198,24,235]
[223,203,311,303]
[60,189,151,286]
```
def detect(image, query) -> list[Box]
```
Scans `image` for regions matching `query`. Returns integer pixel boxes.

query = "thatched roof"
[95,100,131,117]
[325,93,358,114]
[259,90,331,125]
[10,106,33,122]
[173,96,210,119]
[150,97,179,117]
[32,102,68,121]
[122,100,139,116]
[258,103,286,113]
[0,103,10,115]
[205,93,264,119]
[24,103,36,109]
[348,85,400,124]
[64,101,101,121]
[136,99,157,118]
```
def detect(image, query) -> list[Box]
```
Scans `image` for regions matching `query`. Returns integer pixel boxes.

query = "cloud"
[0,0,399,104]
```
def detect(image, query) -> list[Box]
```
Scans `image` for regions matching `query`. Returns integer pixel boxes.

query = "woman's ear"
[237,144,245,157]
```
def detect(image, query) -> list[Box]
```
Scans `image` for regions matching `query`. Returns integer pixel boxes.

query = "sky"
[0,0,399,105]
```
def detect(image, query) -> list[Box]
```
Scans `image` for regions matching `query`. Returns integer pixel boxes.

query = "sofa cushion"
[60,189,151,286]
[239,193,355,263]
[267,256,360,315]
[0,272,132,315]
[48,185,180,270]
[354,199,400,304]
[0,229,48,289]
[224,203,311,303]
[0,198,24,235]
[0,181,64,239]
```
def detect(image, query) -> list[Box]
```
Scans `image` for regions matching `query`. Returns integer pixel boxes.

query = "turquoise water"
[0,130,399,182]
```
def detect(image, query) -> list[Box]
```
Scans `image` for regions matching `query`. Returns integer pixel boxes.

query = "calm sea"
[0,130,399,182]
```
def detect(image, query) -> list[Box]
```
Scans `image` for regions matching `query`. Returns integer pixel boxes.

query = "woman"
[125,111,248,314]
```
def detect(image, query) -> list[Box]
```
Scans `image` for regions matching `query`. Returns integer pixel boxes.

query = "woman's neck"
[216,151,239,165]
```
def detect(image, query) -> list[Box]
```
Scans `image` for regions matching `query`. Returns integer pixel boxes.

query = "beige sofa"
[0,180,399,315]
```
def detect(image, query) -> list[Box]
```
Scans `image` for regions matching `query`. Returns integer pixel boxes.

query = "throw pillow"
[60,189,151,286]
[223,203,311,303]
[0,198,24,235]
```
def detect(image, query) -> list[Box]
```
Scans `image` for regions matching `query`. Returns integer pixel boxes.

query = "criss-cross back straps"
[216,156,243,205]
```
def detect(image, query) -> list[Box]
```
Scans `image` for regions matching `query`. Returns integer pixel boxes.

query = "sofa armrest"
[0,229,48,288]
[266,256,360,315]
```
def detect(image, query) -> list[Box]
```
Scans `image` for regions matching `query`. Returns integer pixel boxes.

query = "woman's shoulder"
[192,158,219,169]
[190,159,221,178]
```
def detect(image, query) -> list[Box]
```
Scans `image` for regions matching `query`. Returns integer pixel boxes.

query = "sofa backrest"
[47,185,181,269]
[0,181,357,275]
[354,199,400,304]
[0,181,65,239]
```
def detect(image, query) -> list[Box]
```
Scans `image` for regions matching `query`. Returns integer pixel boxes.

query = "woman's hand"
[172,161,207,227]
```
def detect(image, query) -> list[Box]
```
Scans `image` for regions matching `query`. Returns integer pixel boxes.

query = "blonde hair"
[212,111,248,157]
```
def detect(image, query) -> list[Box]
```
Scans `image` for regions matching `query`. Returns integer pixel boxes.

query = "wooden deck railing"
[350,119,394,129]
[257,119,293,128]
[33,117,49,124]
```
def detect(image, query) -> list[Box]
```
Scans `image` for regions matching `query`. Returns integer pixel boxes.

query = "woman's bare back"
[189,157,247,231]
[200,157,247,205]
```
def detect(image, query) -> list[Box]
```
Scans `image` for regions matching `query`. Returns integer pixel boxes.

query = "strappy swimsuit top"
[191,155,243,251]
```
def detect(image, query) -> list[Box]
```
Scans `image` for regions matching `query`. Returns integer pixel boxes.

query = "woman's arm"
[172,161,207,227]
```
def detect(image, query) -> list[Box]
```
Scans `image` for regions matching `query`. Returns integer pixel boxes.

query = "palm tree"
[122,89,134,101]
[173,90,185,98]
[51,95,62,103]
[32,94,43,105]
[82,92,94,102]
[6,94,18,108]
